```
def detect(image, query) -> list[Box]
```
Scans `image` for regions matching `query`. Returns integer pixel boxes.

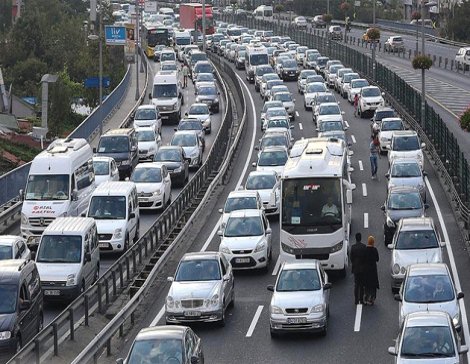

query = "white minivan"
[35,217,100,300]
[87,181,140,253]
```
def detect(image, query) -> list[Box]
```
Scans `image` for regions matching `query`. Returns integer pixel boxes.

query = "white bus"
[245,43,269,82]
[253,5,273,21]
[280,138,355,276]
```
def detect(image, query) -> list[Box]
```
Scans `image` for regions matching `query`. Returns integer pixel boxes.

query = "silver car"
[387,159,426,202]
[388,217,444,292]
[272,92,296,120]
[297,70,317,94]
[219,190,263,230]
[395,263,464,330]
[165,252,235,326]
[170,131,204,169]
[260,73,280,99]
[245,170,280,215]
[268,260,331,337]
[260,101,284,130]
[388,311,468,363]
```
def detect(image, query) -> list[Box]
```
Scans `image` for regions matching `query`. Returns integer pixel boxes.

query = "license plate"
[44,290,60,296]
[139,198,148,202]
[99,243,109,248]
[287,317,307,324]
[235,257,250,264]
[184,311,201,317]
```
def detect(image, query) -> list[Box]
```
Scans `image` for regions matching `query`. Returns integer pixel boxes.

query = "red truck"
[179,3,215,35]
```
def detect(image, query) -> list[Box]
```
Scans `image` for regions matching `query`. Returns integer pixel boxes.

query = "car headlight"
[214,98,219,104]
[311,304,324,313]
[270,305,283,314]
[0,331,11,341]
[211,294,219,307]
[121,159,131,165]
[113,228,123,239]
[189,149,199,157]
[380,137,387,142]
[21,213,28,225]
[66,274,76,287]
[153,189,161,195]
[166,296,174,308]
[281,242,295,254]
[392,263,401,275]
[453,313,460,326]
[386,216,395,228]
[330,241,343,253]
[254,240,266,253]
[220,245,231,255]
[417,153,423,161]
[173,166,182,173]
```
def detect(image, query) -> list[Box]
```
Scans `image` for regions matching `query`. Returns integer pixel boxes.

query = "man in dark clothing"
[350,232,367,305]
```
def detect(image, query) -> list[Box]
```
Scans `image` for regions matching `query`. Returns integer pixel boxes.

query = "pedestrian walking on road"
[353,94,359,117]
[369,135,380,180]
[364,236,380,305]
[182,64,189,88]
[350,232,367,305]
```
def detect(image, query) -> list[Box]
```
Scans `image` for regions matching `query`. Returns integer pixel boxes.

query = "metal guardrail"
[70,55,246,364]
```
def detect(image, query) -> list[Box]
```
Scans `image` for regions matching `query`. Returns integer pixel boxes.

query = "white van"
[174,31,191,60]
[253,5,273,21]
[35,217,100,300]
[149,71,183,123]
[87,181,140,253]
[20,138,95,247]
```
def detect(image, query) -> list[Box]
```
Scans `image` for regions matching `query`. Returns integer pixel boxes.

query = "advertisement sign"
[105,26,126,45]
[125,25,136,63]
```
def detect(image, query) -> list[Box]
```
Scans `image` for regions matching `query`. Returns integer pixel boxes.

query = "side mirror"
[174,128,178,131]
[323,282,332,290]
[93,147,97,153]
[341,111,345,115]
[251,162,257,167]
[19,189,24,201]
[266,228,272,235]
[267,285,274,292]
[218,208,223,213]
[19,300,31,311]
[387,244,393,250]
[440,241,446,247]
[81,212,86,217]
[424,203,429,209]
[370,118,374,121]
[125,177,130,181]
[255,146,259,150]
[217,230,223,236]
[31,251,36,261]
[116,359,124,364]
[129,212,136,220]
[346,189,352,204]
[386,145,391,150]
[459,345,469,355]
[381,92,385,96]
[381,205,386,211]
[85,252,91,262]
[387,347,397,356]
[421,142,426,149]
[385,173,390,179]
[148,93,152,100]
[394,294,402,302]
[457,291,464,299]
[290,125,294,129]
[423,171,428,176]
[72,189,78,201]
[167,276,174,282]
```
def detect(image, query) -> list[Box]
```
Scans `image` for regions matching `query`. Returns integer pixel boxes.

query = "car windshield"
[276,269,321,291]
[344,74,359,82]
[283,60,297,68]
[161,53,176,62]
[171,133,197,147]
[261,135,287,148]
[274,93,292,102]
[225,196,258,213]
[224,216,263,237]
[179,121,203,131]
[198,86,217,96]
[0,284,17,314]
[88,196,127,219]
[135,109,156,120]
[362,87,381,97]
[351,80,369,88]
[394,136,420,151]
[307,53,320,61]
[307,76,324,83]
[316,95,336,104]
[317,58,328,66]
[300,71,316,80]
[246,174,276,190]
[267,80,283,89]
[319,121,343,132]
[306,83,327,93]
[396,230,439,250]
[131,168,162,183]
[391,162,421,177]
[161,63,176,71]
[189,105,209,115]
[258,150,288,166]
[127,338,183,364]
[263,75,278,84]
[238,51,246,59]
[197,74,215,83]
[137,130,155,142]
[153,84,177,98]
[175,259,221,281]
[266,109,287,118]
[155,149,181,162]
[93,161,109,176]
[382,120,403,131]
[388,192,422,209]
[195,63,213,73]
[37,235,82,263]
[401,326,455,358]
[375,110,395,121]
[392,37,403,42]
[263,103,283,113]
[227,28,242,36]
[404,274,455,303]
[319,105,341,115]
[98,135,129,153]
[0,245,12,260]
[267,119,289,129]
[256,66,273,76]
[25,174,70,201]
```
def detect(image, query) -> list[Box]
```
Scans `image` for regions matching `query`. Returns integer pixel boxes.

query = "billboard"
[125,24,136,63]
[105,26,126,45]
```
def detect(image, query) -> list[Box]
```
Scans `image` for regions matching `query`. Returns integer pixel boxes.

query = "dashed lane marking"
[362,183,367,197]
[351,135,356,143]
[354,304,363,332]
[364,213,369,228]
[358,160,363,171]
[246,305,264,337]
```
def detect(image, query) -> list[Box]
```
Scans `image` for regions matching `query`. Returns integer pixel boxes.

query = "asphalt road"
[102,53,470,364]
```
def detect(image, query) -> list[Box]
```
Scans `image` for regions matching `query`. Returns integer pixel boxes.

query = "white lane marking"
[299,122,303,130]
[272,256,281,276]
[425,177,470,362]
[344,120,350,129]
[364,213,369,228]
[149,71,258,327]
[362,183,367,197]
[295,111,299,117]
[354,304,363,332]
[246,305,264,337]
[351,135,356,144]
[358,160,363,171]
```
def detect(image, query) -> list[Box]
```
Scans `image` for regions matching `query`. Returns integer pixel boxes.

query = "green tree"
[48,71,73,137]
[447,1,470,41]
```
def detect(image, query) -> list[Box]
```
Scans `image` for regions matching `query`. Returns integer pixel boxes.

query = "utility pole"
[135,0,140,101]
[421,0,425,125]
[98,0,103,135]
[202,0,207,52]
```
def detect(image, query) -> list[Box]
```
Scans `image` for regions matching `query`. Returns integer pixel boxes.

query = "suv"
[328,25,342,40]
[312,15,326,28]
[0,259,43,351]
[384,36,405,52]
[388,131,425,170]
[357,86,385,117]
[133,105,162,134]
[455,47,470,70]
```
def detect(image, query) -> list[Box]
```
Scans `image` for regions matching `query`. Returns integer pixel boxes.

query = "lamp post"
[420,0,436,125]
[135,0,140,101]
[202,0,207,52]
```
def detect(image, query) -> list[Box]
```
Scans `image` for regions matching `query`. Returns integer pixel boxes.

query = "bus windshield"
[249,54,269,66]
[282,177,342,234]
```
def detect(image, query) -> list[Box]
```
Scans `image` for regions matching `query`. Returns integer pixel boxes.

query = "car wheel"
[391,286,399,294]
[134,222,140,242]
[219,304,226,327]
[270,328,279,338]
[37,312,44,333]
[16,335,22,352]
[338,267,347,278]
[320,320,328,337]
[304,102,308,111]
[124,234,130,252]
[93,264,100,284]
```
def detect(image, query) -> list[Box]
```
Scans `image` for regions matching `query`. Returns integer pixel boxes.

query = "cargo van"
[20,138,95,247]
[149,71,183,123]
[34,217,100,300]
[86,181,140,253]
[95,128,139,179]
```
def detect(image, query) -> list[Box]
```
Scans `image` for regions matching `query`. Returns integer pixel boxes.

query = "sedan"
[0,236,30,261]
[347,78,369,103]
[131,163,172,210]
[192,61,214,81]
[396,264,464,330]
[264,79,284,101]
[186,103,212,133]
[194,72,216,87]
[272,92,296,120]
[133,104,162,134]
[339,72,360,98]
[384,35,405,52]
[195,82,220,113]
[254,65,275,92]
[219,190,263,230]
[304,82,328,110]
[260,73,280,99]
[268,260,331,337]
[154,146,189,186]
[388,131,425,170]
[376,117,405,152]
[171,131,204,169]
[315,102,345,125]
[165,252,234,326]
[245,170,280,215]
[161,60,178,72]
[253,146,289,175]
[218,209,272,271]
[176,118,206,151]
[136,127,162,162]
[260,101,284,130]
[297,70,317,94]
[293,16,308,28]
[117,326,205,364]
[93,156,119,186]
[263,107,289,131]
[258,130,291,151]
[304,50,321,69]
[387,159,426,202]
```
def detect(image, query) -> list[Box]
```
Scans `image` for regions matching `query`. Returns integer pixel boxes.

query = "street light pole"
[202,0,207,52]
[98,0,103,136]
[327,0,330,15]
[421,0,425,125]
[135,0,140,101]
[373,0,376,25]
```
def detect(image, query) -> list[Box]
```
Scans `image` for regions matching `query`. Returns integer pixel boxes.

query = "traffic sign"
[145,1,157,12]
[105,26,126,45]
[84,77,111,88]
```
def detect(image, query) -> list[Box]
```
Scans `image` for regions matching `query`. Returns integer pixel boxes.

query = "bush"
[323,13,333,23]
[460,107,470,130]
[366,27,381,41]
[411,11,421,20]
[412,55,433,70]
[275,4,284,13]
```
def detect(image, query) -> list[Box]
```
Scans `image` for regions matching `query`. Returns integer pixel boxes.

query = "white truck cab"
[149,71,183,123]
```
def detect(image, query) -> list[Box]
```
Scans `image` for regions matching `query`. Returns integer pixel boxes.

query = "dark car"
[154,146,189,186]
[381,186,428,245]
[0,259,43,352]
[279,59,300,81]
[195,82,220,113]
[117,325,204,364]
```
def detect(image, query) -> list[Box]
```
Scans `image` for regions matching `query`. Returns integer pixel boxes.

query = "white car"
[186,103,212,134]
[133,105,162,134]
[93,156,120,186]
[334,68,353,92]
[357,86,385,117]
[388,131,425,170]
[271,92,296,120]
[253,146,289,175]
[311,93,337,122]
[387,159,426,202]
[339,72,359,98]
[293,16,308,28]
[260,101,284,130]
[219,190,263,230]
[268,260,331,337]
[244,170,280,215]
[218,209,272,271]
[297,70,317,94]
[0,235,30,261]
[347,78,369,103]
[160,60,178,72]
[304,50,321,69]
[315,102,345,125]
[263,107,289,131]
[170,131,204,169]
[325,64,344,88]
[377,117,405,152]
[304,82,328,110]
[136,127,162,162]
[264,117,294,142]
[264,79,284,101]
[295,46,308,65]
[131,163,172,210]
[260,73,280,99]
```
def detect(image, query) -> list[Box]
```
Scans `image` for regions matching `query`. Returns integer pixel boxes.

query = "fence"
[219,14,470,227]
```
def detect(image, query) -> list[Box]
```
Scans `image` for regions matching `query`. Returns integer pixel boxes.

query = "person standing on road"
[353,94,359,116]
[369,135,380,180]
[350,232,367,305]
[182,64,189,88]
[364,236,380,305]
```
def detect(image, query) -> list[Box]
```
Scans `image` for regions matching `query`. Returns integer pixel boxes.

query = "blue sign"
[105,26,126,45]
[84,77,111,88]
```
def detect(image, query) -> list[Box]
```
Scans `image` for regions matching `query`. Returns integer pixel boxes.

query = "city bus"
[142,25,170,58]
[280,137,355,276]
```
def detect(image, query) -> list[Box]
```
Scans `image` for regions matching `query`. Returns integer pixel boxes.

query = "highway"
[95,52,470,363]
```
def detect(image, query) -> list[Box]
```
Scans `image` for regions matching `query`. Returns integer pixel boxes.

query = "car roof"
[248,170,278,177]
[405,311,450,327]
[281,260,319,270]
[182,251,221,261]
[375,106,394,112]
[0,235,22,246]
[260,146,288,153]
[388,186,420,194]
[361,86,380,91]
[173,130,198,136]
[159,146,182,151]
[381,117,402,123]
[189,103,209,108]
[93,156,114,163]
[390,158,419,165]
[319,102,340,107]
[0,259,30,281]
[392,130,418,137]
[227,190,259,199]
[136,326,187,341]
[228,209,263,218]
[408,263,449,276]
[134,162,164,170]
[399,217,434,230]
[135,126,156,132]
[137,105,156,110]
